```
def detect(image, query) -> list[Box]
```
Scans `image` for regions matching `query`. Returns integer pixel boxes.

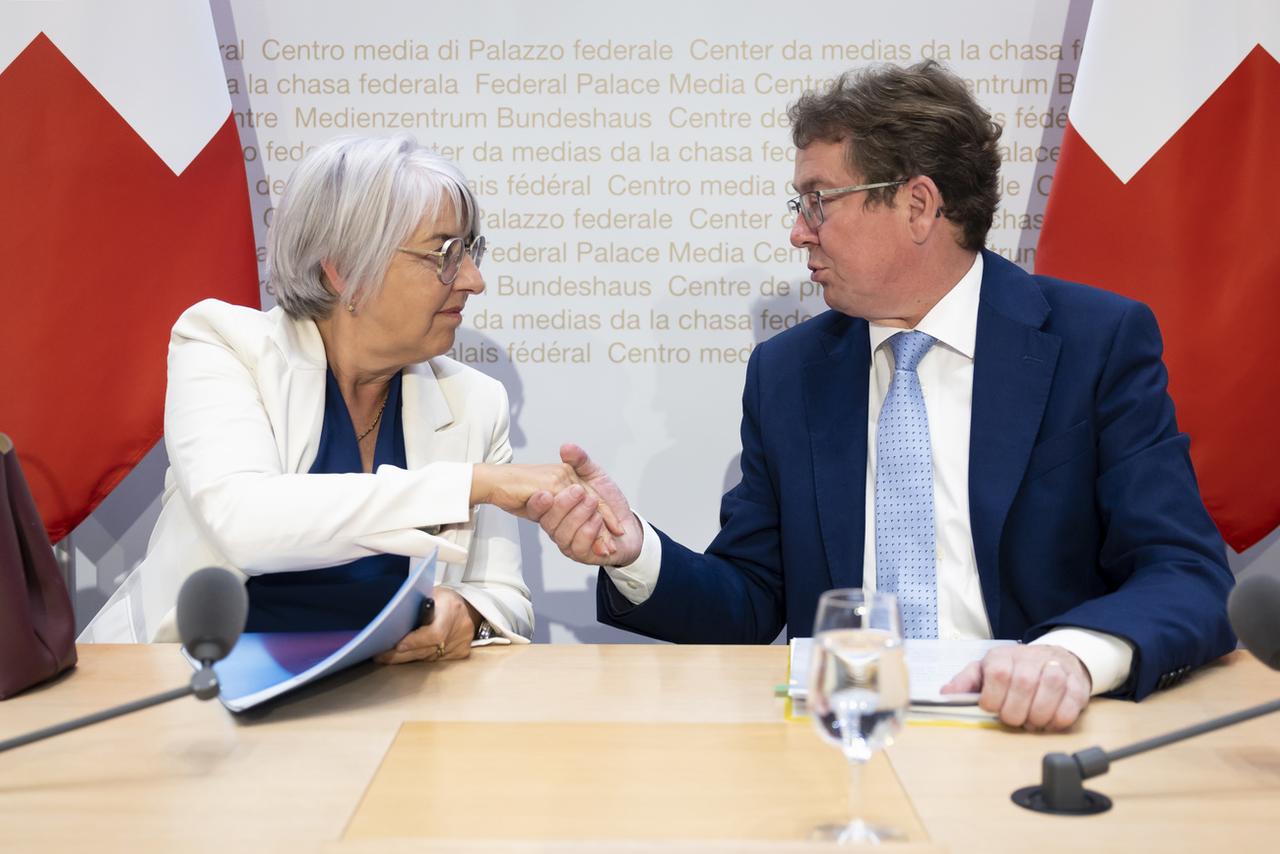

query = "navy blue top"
[244,369,410,632]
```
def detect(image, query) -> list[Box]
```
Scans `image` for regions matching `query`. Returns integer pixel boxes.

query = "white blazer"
[81,300,533,644]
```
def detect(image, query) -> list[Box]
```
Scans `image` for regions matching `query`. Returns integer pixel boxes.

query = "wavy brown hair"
[788,60,1002,252]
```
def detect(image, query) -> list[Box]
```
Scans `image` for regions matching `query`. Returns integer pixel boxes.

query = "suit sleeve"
[1027,300,1236,699]
[597,345,787,643]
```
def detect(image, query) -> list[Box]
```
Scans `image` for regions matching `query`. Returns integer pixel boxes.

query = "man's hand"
[375,588,479,665]
[526,444,644,565]
[941,644,1092,731]
[470,461,624,549]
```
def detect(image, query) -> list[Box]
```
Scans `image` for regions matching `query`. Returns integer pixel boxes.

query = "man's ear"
[904,175,945,244]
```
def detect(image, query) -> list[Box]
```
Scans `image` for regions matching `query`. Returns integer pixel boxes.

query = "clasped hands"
[522,444,646,566]
[470,456,630,557]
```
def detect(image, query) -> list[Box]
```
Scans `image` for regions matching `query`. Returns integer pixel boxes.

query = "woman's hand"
[470,463,625,554]
[374,587,481,665]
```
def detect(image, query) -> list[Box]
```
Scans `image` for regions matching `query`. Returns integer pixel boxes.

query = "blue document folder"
[187,552,435,713]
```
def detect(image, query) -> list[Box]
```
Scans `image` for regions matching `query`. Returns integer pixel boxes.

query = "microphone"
[0,567,247,752]
[1227,572,1280,670]
[178,566,250,665]
[1012,572,1280,815]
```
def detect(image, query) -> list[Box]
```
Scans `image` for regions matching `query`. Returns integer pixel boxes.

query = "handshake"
[471,443,642,566]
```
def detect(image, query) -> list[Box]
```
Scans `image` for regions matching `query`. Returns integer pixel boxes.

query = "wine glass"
[808,588,909,843]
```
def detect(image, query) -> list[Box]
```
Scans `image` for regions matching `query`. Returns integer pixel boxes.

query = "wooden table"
[0,645,1276,852]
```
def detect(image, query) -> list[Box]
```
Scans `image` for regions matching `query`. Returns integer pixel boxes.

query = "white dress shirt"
[607,254,1133,695]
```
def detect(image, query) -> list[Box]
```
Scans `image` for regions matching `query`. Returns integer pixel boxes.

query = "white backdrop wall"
[70,0,1280,640]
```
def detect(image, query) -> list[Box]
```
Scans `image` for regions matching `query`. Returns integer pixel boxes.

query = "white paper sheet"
[788,636,1017,706]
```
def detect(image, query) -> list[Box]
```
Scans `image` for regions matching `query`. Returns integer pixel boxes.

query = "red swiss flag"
[0,4,258,541]
[1037,7,1280,552]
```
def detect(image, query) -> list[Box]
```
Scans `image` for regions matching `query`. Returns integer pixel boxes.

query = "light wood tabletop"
[0,644,1275,852]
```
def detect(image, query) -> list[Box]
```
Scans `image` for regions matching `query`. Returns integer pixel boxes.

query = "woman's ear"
[321,260,359,312]
[320,260,346,298]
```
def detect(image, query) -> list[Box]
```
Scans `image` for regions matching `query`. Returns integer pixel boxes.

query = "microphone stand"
[0,664,221,754]
[1013,697,1280,814]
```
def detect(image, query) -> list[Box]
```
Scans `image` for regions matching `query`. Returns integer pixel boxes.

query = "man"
[530,61,1235,732]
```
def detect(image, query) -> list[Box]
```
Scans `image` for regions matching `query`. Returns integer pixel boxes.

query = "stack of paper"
[787,637,1016,721]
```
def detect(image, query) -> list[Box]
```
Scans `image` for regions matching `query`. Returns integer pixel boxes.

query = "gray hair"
[266,135,479,319]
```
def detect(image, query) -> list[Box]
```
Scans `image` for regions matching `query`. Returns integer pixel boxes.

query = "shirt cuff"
[600,514,663,605]
[1032,627,1134,695]
[436,582,530,645]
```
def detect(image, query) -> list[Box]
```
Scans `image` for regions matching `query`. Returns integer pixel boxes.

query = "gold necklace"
[355,388,390,442]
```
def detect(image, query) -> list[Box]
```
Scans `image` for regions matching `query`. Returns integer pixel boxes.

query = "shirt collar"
[869,252,982,361]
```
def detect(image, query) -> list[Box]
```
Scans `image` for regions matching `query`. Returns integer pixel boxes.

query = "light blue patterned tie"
[875,331,938,639]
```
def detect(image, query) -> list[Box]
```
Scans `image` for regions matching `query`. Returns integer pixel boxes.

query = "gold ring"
[434,643,447,660]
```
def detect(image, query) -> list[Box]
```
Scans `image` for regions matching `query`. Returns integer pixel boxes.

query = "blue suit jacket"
[599,251,1235,699]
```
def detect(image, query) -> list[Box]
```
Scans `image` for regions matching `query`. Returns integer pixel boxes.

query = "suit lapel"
[969,252,1060,633]
[273,311,327,475]
[402,359,469,469]
[804,316,870,591]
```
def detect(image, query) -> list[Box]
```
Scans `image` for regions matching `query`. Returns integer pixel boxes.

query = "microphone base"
[190,666,220,700]
[1011,749,1112,815]
[1011,785,1111,815]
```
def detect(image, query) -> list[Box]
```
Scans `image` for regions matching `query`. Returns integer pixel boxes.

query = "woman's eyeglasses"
[397,235,487,285]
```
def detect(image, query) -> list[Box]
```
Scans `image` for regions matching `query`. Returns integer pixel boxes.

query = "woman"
[82,135,616,661]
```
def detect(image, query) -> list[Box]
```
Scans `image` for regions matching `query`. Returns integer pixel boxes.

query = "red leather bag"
[0,433,77,699]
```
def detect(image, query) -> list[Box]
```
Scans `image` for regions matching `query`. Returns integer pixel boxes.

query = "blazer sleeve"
[437,381,534,642]
[164,311,473,573]
[1027,300,1236,699]
[597,345,787,643]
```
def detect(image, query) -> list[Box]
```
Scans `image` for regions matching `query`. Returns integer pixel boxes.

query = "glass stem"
[847,758,864,823]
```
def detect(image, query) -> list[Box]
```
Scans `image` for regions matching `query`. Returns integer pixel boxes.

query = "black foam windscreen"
[176,566,248,663]
[1227,573,1280,671]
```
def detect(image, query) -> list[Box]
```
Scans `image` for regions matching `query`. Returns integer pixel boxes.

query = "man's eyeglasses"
[397,235,487,285]
[787,180,907,229]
